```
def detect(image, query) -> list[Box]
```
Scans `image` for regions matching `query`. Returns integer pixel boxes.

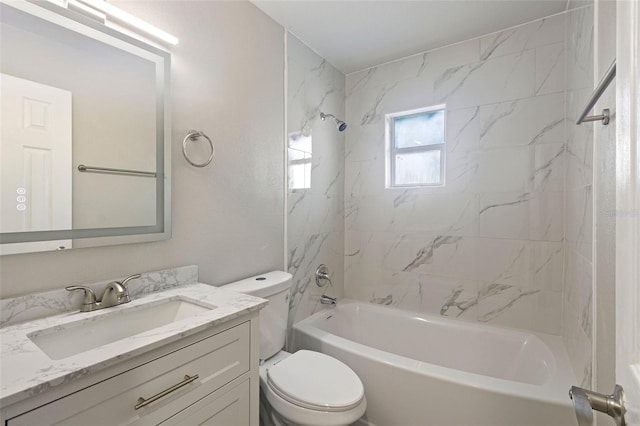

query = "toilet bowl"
[260,351,367,426]
[223,271,366,426]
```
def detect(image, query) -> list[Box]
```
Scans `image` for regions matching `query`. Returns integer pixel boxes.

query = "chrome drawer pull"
[135,374,199,410]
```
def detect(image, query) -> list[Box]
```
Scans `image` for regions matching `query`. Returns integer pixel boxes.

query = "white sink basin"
[28,297,216,360]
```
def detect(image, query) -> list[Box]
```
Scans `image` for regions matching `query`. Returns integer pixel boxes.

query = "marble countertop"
[0,283,267,408]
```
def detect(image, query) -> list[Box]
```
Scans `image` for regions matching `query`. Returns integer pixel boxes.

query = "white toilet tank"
[223,271,292,360]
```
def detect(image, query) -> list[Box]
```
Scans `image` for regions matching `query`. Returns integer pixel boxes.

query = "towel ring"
[182,130,214,167]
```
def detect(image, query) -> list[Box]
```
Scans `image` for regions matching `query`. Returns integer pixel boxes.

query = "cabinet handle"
[135,374,199,410]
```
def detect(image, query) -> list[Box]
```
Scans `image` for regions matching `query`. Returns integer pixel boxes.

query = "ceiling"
[251,0,571,74]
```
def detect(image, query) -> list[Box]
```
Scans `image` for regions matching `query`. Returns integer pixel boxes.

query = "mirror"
[0,0,171,255]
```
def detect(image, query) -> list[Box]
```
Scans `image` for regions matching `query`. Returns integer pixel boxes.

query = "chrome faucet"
[66,274,141,312]
[320,295,337,306]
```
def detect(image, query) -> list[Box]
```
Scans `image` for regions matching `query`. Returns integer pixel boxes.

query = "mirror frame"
[0,0,171,255]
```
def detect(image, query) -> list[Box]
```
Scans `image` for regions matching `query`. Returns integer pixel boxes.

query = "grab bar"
[576,60,616,125]
[77,164,156,178]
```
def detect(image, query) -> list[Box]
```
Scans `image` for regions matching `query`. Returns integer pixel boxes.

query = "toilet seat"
[266,350,365,412]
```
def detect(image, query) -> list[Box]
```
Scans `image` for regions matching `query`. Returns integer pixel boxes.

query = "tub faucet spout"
[320,295,337,306]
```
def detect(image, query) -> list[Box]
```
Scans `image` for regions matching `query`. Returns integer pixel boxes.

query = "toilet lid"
[266,350,364,412]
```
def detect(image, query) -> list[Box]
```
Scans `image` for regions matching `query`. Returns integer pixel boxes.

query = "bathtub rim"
[292,299,577,408]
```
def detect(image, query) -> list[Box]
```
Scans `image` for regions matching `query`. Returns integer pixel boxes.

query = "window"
[288,131,312,189]
[386,106,445,187]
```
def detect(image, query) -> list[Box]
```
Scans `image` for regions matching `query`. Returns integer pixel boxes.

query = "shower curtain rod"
[576,59,616,125]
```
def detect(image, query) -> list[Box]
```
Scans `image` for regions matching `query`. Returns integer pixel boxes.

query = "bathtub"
[292,300,577,426]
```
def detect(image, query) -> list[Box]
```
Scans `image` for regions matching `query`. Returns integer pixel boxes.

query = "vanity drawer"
[160,377,251,426]
[8,322,250,426]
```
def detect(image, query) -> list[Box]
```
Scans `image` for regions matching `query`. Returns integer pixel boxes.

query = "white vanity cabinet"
[2,314,260,426]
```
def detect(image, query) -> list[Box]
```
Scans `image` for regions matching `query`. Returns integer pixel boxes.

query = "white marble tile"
[564,249,593,338]
[398,193,479,236]
[343,118,386,162]
[345,55,424,97]
[479,192,531,239]
[344,230,371,275]
[532,143,565,192]
[354,82,402,127]
[478,93,564,148]
[445,150,479,193]
[528,191,564,241]
[288,192,343,237]
[566,186,593,260]
[477,284,561,335]
[563,249,581,315]
[566,6,594,92]
[475,147,533,193]
[567,0,593,9]
[343,13,568,337]
[479,14,565,61]
[346,38,480,97]
[447,106,480,153]
[533,241,564,292]
[434,277,480,320]
[344,195,394,232]
[286,33,345,333]
[477,283,539,322]
[535,42,565,95]
[475,238,534,288]
[383,272,480,320]
[288,230,344,326]
[414,39,481,84]
[563,299,593,386]
[478,191,563,241]
[345,159,385,198]
[566,135,594,189]
[434,50,535,109]
[387,234,477,281]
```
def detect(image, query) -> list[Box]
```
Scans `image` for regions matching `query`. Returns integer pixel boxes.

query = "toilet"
[223,271,367,426]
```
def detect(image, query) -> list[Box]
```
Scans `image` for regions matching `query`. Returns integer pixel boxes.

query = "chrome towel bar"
[77,164,157,177]
[576,60,616,125]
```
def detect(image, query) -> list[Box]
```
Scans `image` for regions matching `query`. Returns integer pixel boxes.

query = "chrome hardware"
[315,264,332,287]
[182,130,214,167]
[135,374,199,410]
[577,60,616,125]
[320,295,337,306]
[64,285,97,308]
[66,273,141,312]
[579,108,610,125]
[77,164,156,177]
[569,384,626,426]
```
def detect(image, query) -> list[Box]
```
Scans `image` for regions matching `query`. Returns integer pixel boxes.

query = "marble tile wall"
[286,34,345,333]
[563,4,595,388]
[344,15,567,335]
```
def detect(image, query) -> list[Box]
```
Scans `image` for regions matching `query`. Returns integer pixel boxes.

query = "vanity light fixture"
[67,0,106,22]
[73,0,179,45]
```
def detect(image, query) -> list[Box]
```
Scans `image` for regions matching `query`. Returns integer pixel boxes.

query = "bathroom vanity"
[0,269,266,425]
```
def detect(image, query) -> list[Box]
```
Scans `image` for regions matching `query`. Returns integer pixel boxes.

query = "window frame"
[386,105,446,188]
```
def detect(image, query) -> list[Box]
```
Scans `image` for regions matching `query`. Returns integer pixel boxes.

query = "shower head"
[320,112,347,132]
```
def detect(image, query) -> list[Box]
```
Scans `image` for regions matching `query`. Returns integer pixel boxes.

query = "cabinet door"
[160,379,250,426]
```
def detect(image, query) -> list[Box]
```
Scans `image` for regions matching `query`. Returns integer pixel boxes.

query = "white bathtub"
[292,301,577,426]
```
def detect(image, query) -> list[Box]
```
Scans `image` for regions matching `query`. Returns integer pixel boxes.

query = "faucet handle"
[65,285,97,306]
[119,274,142,288]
